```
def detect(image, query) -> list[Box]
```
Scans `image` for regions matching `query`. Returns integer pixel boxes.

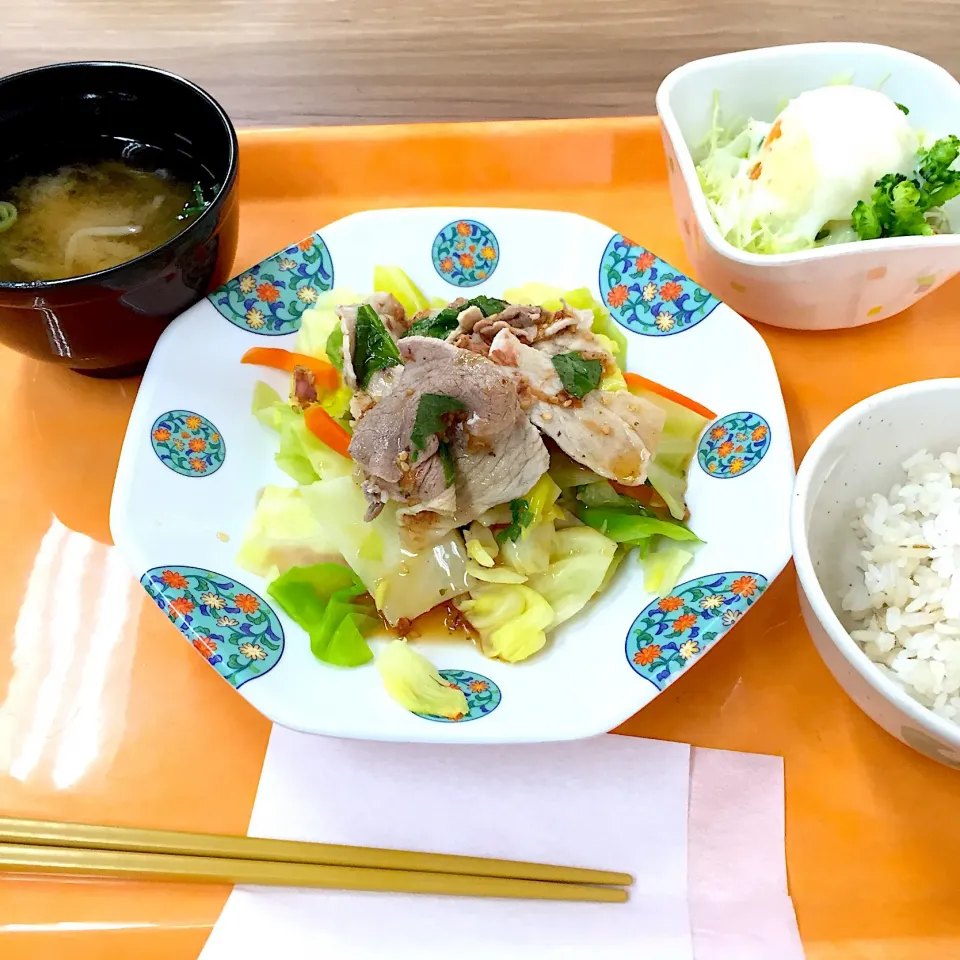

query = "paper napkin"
[200,729,803,959]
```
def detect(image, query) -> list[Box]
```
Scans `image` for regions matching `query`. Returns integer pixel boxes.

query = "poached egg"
[741,85,919,246]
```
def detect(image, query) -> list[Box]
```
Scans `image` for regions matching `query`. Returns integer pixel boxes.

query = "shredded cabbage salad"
[236,268,711,719]
[695,97,793,254]
[697,89,960,254]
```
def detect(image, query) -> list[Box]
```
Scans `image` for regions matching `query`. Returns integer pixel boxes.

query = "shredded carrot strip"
[611,482,655,505]
[303,405,352,459]
[241,347,339,391]
[763,119,782,149]
[622,372,716,419]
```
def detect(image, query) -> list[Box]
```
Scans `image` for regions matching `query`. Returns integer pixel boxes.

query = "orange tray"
[2,118,959,960]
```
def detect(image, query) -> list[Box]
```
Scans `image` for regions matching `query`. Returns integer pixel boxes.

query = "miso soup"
[0,162,209,282]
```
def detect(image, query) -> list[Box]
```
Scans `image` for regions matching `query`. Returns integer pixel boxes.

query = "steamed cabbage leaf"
[499,519,554,575]
[579,507,700,544]
[466,561,528,584]
[235,486,341,579]
[628,385,710,520]
[278,406,353,484]
[577,479,631,509]
[376,640,468,718]
[526,527,617,625]
[574,476,700,591]
[525,473,562,529]
[464,522,499,567]
[252,380,353,484]
[642,542,696,595]
[600,544,630,593]
[295,288,361,360]
[456,584,555,662]
[494,475,560,573]
[302,475,471,624]
[252,380,284,429]
[548,447,600,489]
[372,265,429,318]
[268,563,377,667]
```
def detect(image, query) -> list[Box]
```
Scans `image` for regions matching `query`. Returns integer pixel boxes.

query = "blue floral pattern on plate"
[415,669,502,722]
[150,411,225,477]
[432,219,499,286]
[698,412,771,478]
[626,572,768,689]
[599,233,719,335]
[209,233,334,335]
[141,566,284,688]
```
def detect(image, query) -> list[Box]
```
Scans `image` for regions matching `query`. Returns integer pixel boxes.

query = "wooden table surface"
[3,0,960,126]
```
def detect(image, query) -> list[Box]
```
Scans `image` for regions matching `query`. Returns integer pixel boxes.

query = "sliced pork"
[451,302,546,353]
[348,337,548,526]
[449,415,548,523]
[291,366,318,408]
[532,391,665,486]
[448,299,601,353]
[488,328,664,485]
[364,292,407,338]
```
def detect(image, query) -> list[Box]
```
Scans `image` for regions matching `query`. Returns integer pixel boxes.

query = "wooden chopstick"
[0,843,627,903]
[0,816,632,890]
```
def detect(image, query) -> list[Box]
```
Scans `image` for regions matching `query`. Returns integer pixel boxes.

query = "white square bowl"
[656,42,960,331]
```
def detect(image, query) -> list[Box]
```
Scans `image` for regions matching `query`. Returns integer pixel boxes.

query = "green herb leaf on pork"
[438,441,456,487]
[403,295,508,339]
[409,393,466,461]
[551,352,603,399]
[353,303,402,388]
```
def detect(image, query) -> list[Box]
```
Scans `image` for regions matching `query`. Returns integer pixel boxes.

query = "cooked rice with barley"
[842,447,960,723]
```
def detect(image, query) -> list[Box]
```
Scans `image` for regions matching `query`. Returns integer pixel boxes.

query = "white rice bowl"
[842,447,960,724]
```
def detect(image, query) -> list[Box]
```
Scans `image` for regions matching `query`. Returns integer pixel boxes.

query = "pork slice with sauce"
[397,336,550,534]
[361,453,452,523]
[291,365,318,409]
[400,415,550,543]
[449,415,549,524]
[534,391,665,486]
[450,302,548,355]
[348,336,529,520]
[488,327,665,485]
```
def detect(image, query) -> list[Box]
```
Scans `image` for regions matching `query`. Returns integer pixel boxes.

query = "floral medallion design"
[141,566,284,688]
[698,412,771,478]
[432,219,499,286]
[209,233,334,335]
[151,411,225,477]
[415,669,502,723]
[599,233,720,336]
[626,572,768,690]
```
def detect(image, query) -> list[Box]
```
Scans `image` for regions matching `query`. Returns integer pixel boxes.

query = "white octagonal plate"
[111,207,794,743]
